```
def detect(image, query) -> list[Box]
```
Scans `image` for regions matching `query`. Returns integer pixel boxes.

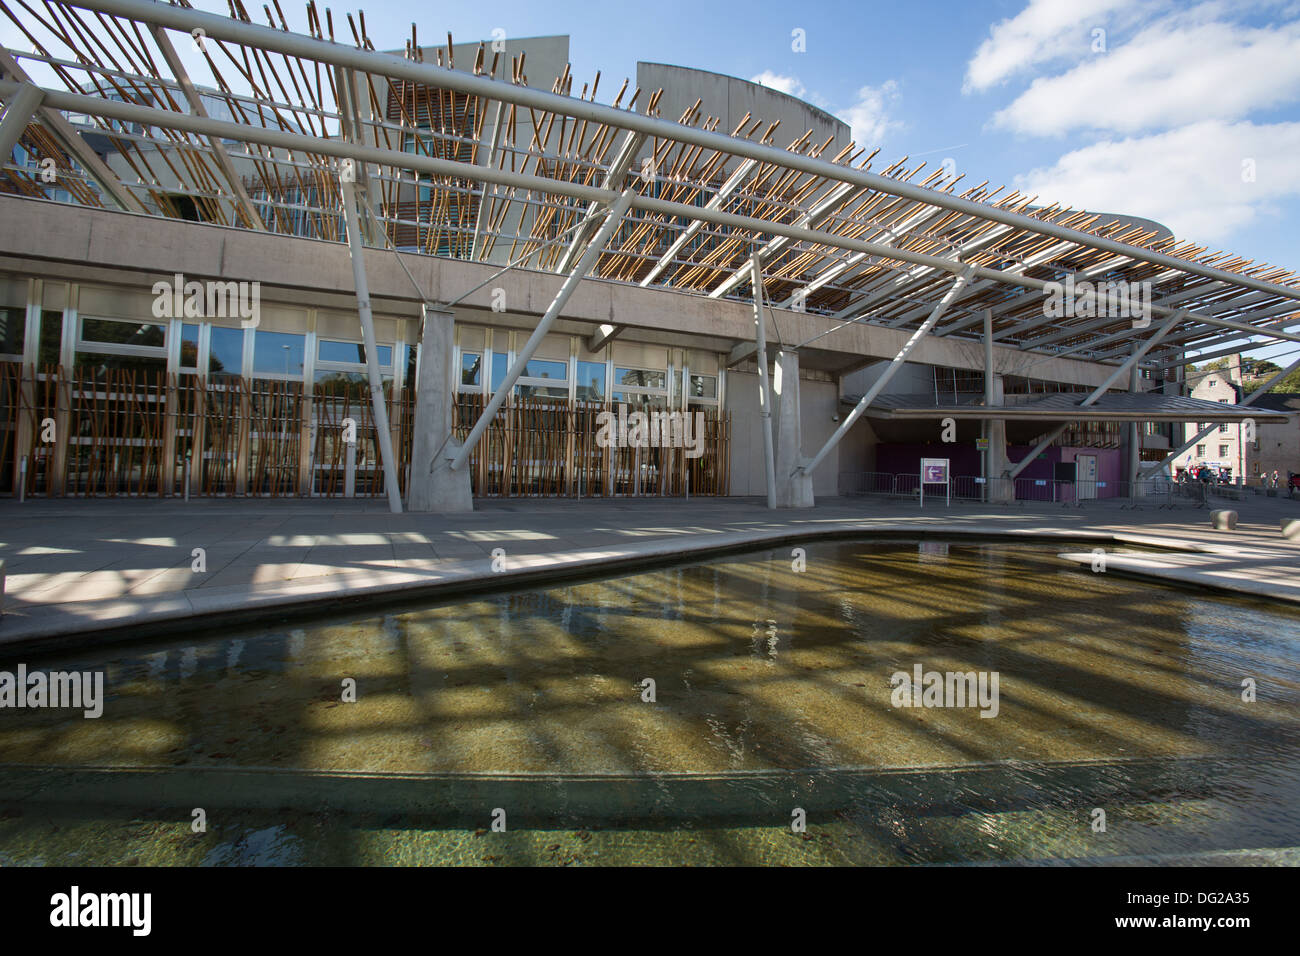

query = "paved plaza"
[2,490,1298,647]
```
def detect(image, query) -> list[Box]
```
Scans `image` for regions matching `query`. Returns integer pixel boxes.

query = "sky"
[5,0,1300,364]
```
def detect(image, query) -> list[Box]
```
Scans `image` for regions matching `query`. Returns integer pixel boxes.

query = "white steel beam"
[148,25,266,231]
[1005,310,1186,480]
[1141,354,1300,477]
[0,81,42,161]
[52,0,1300,304]
[340,175,403,513]
[639,157,758,287]
[2,78,1295,351]
[752,255,777,508]
[796,265,977,477]
[451,189,636,471]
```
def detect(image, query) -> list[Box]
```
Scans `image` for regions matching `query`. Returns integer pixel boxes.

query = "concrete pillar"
[987,374,1012,503]
[773,349,814,508]
[1127,354,1143,494]
[407,304,473,513]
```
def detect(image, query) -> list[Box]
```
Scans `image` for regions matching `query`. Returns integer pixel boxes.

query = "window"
[459,351,482,389]
[76,316,167,376]
[179,323,200,370]
[490,351,509,391]
[0,306,24,359]
[611,365,669,409]
[514,356,570,401]
[252,331,306,378]
[1208,379,1216,387]
[404,343,417,387]
[1196,444,1206,457]
[614,367,666,389]
[576,360,606,402]
[25,310,62,368]
[208,326,244,378]
[314,337,394,394]
[1219,444,1230,458]
[689,374,718,401]
[522,358,567,381]
[81,317,166,350]
[318,339,392,367]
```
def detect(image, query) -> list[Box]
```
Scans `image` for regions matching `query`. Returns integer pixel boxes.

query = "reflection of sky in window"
[461,352,481,386]
[577,361,605,399]
[491,351,508,390]
[253,331,305,375]
[318,340,392,367]
[523,358,566,380]
[208,327,243,375]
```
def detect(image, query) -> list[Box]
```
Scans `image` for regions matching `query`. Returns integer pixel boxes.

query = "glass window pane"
[490,351,509,391]
[0,306,24,356]
[522,358,567,381]
[179,323,200,369]
[318,339,366,364]
[209,326,244,378]
[74,351,167,377]
[614,367,665,389]
[576,360,605,401]
[252,330,305,376]
[611,391,668,410]
[517,384,568,400]
[314,370,393,394]
[405,343,418,386]
[689,374,717,399]
[460,351,482,387]
[38,310,61,368]
[82,317,166,349]
[318,340,394,368]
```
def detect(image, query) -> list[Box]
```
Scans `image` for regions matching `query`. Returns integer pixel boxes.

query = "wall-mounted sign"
[976,438,989,450]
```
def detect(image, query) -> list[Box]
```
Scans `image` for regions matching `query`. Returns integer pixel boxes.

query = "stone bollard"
[1210,510,1238,531]
[1282,518,1300,541]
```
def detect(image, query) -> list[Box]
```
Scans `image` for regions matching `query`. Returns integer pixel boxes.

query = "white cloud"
[993,16,1300,135]
[964,0,1137,93]
[750,71,808,99]
[750,72,900,147]
[837,81,902,147]
[1013,120,1300,244]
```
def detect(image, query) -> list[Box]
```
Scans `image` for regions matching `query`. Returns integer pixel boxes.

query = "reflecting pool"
[1,539,1298,865]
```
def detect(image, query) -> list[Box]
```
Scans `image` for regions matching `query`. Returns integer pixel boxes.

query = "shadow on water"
[1,539,1298,864]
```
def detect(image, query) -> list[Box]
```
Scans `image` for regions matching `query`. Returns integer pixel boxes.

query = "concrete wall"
[726,367,839,498]
[1253,410,1300,479]
[637,63,849,151]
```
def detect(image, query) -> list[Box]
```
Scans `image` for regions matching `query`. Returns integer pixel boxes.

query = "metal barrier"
[838,471,899,496]
[835,471,1197,508]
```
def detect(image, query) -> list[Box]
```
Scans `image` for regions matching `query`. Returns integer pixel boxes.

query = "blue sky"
[6,0,1299,362]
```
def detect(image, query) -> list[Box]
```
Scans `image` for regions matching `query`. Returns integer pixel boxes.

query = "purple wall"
[873,443,1124,497]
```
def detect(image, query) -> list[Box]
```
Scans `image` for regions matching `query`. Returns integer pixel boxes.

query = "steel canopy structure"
[2,0,1299,508]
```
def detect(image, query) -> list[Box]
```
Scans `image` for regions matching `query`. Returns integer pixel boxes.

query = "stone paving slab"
[2,492,1299,647]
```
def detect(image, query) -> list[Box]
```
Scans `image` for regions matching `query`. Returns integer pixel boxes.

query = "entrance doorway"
[1076,453,1098,498]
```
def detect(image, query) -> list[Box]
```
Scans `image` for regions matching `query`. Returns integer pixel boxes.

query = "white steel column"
[340,175,403,513]
[0,82,42,160]
[752,254,777,508]
[797,264,976,478]
[1006,310,1187,481]
[451,188,635,471]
